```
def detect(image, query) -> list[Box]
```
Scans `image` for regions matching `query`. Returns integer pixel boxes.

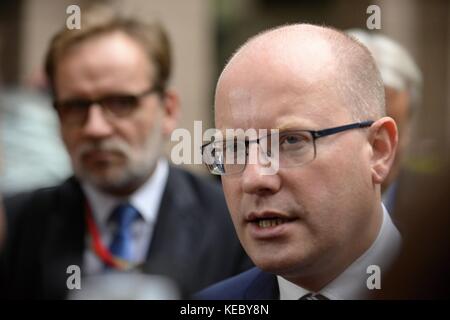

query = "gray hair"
[327,29,386,121]
[346,29,423,114]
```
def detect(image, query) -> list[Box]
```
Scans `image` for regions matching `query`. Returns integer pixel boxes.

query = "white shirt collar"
[278,203,402,300]
[82,158,169,226]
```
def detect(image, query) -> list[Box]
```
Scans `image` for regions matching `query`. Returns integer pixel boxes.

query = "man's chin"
[74,158,156,195]
[77,168,131,191]
[248,244,313,275]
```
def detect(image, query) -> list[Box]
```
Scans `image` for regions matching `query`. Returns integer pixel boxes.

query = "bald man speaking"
[196,24,401,300]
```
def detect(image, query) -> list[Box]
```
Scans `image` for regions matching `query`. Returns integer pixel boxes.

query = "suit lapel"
[141,167,205,292]
[40,178,86,299]
[244,268,279,299]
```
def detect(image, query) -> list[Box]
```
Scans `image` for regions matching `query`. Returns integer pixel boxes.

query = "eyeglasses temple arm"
[312,120,374,139]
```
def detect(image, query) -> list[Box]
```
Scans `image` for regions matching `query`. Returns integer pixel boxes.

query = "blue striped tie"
[299,293,329,300]
[109,203,140,261]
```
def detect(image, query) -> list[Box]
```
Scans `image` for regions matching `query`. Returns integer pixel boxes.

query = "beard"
[72,128,163,195]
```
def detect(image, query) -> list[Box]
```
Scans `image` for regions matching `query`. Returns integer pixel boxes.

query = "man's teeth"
[258,218,285,228]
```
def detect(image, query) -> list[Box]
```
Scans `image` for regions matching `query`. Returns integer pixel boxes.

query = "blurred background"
[0,0,447,191]
[0,0,448,298]
[0,0,448,183]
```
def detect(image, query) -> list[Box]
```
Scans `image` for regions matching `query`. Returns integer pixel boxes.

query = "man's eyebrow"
[276,122,311,131]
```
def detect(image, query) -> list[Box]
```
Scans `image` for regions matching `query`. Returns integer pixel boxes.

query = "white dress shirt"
[82,158,169,275]
[278,203,402,300]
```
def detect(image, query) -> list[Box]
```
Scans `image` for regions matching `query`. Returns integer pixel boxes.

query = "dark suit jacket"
[0,166,252,299]
[195,267,279,300]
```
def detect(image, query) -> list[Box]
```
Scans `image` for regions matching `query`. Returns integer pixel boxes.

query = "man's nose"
[82,104,114,138]
[241,144,281,196]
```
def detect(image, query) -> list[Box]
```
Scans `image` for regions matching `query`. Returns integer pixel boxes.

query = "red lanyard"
[84,202,134,270]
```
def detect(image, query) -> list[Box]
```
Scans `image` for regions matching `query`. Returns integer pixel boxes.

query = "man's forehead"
[224,89,257,128]
[215,88,347,133]
[55,32,153,97]
[214,32,341,124]
[215,66,347,127]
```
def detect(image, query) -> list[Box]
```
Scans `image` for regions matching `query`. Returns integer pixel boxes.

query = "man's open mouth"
[256,218,287,228]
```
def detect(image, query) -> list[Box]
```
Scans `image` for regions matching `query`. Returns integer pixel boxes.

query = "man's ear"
[369,117,398,184]
[161,89,180,136]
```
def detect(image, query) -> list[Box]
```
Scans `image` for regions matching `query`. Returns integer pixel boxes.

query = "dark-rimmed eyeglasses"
[53,86,162,125]
[201,121,374,176]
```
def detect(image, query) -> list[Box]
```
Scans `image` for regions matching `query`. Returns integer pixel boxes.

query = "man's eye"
[286,135,301,144]
[105,96,136,108]
[61,100,90,109]
[282,134,303,144]
[280,134,308,149]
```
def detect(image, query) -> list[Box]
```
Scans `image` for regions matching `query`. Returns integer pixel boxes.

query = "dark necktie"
[109,203,140,261]
[299,293,329,300]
